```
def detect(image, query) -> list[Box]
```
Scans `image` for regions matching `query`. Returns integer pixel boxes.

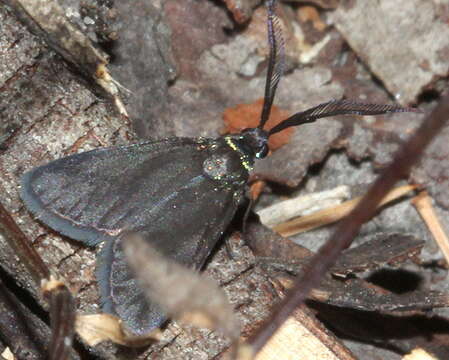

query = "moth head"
[239,128,269,159]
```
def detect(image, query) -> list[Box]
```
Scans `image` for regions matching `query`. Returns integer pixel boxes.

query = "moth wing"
[98,179,239,335]
[21,137,244,335]
[97,237,166,335]
[20,138,208,246]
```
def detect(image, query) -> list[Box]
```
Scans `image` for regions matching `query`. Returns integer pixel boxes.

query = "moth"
[20,0,415,336]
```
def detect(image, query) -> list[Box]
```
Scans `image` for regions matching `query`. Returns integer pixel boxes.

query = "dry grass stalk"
[274,184,417,237]
[412,191,449,266]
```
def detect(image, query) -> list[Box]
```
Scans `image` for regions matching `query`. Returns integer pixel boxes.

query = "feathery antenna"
[259,0,285,130]
[269,99,420,136]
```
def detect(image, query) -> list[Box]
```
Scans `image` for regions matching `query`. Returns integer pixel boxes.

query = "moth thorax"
[203,146,249,184]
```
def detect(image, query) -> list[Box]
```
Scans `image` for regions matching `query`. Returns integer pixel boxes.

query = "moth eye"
[256,144,269,159]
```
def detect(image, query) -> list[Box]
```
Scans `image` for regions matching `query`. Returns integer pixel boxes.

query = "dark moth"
[20,0,416,336]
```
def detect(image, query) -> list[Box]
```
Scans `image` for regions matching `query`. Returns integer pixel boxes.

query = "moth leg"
[222,193,255,259]
[224,237,236,260]
[242,195,255,234]
[242,174,291,248]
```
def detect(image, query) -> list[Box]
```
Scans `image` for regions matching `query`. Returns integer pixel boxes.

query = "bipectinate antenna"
[258,0,285,131]
[269,99,420,136]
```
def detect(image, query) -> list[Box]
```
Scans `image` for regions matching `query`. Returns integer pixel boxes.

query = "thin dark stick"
[0,202,76,359]
[249,93,449,353]
[0,201,50,283]
[0,278,48,359]
[47,283,76,360]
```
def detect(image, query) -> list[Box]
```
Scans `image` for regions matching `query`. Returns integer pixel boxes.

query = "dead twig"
[0,202,76,360]
[412,191,449,266]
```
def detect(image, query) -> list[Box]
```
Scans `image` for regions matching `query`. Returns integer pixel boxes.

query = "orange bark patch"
[223,98,293,152]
